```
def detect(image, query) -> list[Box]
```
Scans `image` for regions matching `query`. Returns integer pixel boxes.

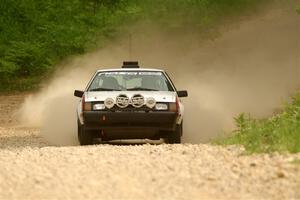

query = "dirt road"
[0,94,299,200]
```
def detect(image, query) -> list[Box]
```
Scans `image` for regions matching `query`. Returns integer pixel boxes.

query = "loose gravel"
[0,94,300,200]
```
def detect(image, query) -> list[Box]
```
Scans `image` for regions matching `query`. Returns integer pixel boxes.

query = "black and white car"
[74,61,188,145]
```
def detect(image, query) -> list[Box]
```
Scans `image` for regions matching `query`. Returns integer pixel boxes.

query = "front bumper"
[83,111,177,131]
[82,111,178,140]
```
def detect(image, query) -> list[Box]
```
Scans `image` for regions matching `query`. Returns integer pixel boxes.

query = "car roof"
[96,68,165,73]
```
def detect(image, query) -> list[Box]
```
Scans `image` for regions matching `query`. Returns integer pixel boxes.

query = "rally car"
[74,61,188,145]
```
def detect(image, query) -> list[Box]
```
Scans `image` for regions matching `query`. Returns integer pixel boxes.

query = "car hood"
[85,91,176,103]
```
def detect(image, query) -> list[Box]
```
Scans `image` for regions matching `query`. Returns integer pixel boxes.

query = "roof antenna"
[129,33,132,60]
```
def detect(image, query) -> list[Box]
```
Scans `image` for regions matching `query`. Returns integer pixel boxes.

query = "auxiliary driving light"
[93,104,105,110]
[104,98,115,109]
[155,103,168,111]
[146,97,156,108]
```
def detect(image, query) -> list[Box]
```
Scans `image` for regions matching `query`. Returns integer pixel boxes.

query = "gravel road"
[0,94,300,200]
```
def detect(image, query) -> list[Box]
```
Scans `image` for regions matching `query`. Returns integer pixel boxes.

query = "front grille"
[111,105,152,112]
[91,101,168,112]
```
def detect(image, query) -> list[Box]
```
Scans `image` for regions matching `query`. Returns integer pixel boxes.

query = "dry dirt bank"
[0,94,300,200]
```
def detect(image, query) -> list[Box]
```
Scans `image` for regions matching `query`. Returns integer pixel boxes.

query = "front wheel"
[166,123,182,144]
[78,120,94,145]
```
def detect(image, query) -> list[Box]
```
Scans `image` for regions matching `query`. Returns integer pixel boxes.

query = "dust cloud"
[19,1,300,145]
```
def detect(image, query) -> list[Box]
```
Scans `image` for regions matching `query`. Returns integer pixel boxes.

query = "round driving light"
[131,94,144,108]
[146,97,156,108]
[104,98,114,109]
[116,94,129,108]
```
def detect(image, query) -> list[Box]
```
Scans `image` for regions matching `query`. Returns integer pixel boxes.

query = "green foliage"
[0,0,133,91]
[297,5,300,14]
[0,0,268,91]
[290,159,300,165]
[216,92,300,153]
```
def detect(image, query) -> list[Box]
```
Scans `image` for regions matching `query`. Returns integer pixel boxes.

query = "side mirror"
[177,90,188,97]
[74,90,84,98]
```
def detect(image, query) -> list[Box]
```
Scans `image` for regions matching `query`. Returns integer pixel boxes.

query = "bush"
[0,0,268,91]
[216,92,300,153]
[0,0,132,84]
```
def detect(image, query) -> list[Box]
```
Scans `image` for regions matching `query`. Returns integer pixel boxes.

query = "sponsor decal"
[99,71,162,76]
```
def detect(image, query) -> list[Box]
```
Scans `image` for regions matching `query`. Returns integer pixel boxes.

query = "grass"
[290,159,300,166]
[215,92,300,154]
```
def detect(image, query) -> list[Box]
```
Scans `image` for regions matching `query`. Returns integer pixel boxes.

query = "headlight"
[155,103,168,110]
[93,104,105,110]
[146,97,156,108]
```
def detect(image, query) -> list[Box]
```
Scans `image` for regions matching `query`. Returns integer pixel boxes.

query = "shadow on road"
[94,138,165,146]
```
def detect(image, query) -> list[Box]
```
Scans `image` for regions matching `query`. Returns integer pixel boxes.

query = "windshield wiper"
[127,87,158,91]
[89,88,121,91]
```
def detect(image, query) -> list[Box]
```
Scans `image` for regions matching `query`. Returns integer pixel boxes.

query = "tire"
[167,123,182,144]
[77,120,94,145]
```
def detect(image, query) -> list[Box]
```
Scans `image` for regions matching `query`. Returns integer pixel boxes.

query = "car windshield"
[88,71,174,92]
